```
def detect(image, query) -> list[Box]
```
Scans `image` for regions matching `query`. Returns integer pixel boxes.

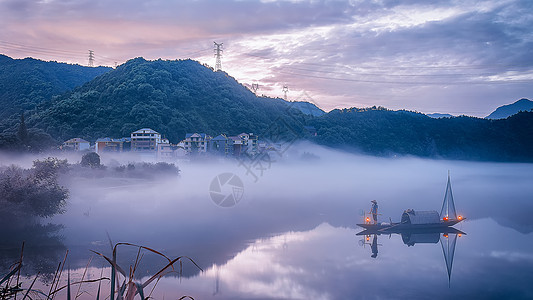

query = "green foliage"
[0,54,110,122]
[2,55,531,162]
[80,152,101,168]
[26,58,307,143]
[0,158,69,219]
[16,113,27,143]
[310,108,533,162]
[0,127,56,153]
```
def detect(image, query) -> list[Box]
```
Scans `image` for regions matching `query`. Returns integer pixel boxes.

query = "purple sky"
[1,0,532,116]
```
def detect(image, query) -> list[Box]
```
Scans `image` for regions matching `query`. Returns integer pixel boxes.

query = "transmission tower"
[88,50,94,67]
[213,42,223,71]
[282,85,289,101]
[251,83,259,94]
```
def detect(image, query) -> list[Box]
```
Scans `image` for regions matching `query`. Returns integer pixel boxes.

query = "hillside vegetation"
[0,55,532,162]
[0,54,110,121]
[310,107,533,161]
[27,58,308,143]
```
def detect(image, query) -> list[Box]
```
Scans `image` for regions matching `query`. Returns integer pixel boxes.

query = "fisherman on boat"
[370,200,378,224]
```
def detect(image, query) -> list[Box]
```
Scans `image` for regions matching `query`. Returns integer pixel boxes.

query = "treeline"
[0,155,180,226]
[310,107,533,162]
[0,55,110,123]
[0,157,69,225]
[0,55,110,150]
[23,57,307,143]
[1,55,532,162]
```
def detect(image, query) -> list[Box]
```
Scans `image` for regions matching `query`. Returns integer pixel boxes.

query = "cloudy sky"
[1,0,532,116]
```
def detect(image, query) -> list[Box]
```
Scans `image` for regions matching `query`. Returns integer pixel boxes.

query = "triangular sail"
[440,172,457,220]
[440,233,458,286]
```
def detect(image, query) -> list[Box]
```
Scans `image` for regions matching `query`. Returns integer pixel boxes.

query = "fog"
[1,142,532,298]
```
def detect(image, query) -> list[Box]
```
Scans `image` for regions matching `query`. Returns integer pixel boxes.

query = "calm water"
[2,146,533,299]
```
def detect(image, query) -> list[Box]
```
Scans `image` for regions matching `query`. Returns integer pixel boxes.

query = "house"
[226,133,259,156]
[241,133,259,155]
[131,128,167,152]
[95,137,131,153]
[156,142,187,160]
[209,134,230,156]
[228,135,243,156]
[62,138,90,151]
[182,133,212,154]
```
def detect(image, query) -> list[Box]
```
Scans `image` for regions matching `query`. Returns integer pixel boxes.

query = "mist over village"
[1,1,532,299]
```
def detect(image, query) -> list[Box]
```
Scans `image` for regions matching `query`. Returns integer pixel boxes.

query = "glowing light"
[443,233,448,238]
[443,216,449,221]
[458,234,462,237]
[458,215,463,220]
[366,217,370,223]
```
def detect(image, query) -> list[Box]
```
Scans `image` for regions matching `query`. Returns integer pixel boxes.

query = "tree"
[80,152,101,168]
[0,159,69,220]
[17,113,28,145]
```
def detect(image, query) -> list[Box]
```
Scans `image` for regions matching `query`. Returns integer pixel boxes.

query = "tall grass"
[0,242,201,300]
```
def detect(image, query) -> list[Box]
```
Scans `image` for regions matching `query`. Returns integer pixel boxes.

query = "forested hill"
[0,54,111,121]
[27,57,307,143]
[2,55,532,162]
[310,107,533,162]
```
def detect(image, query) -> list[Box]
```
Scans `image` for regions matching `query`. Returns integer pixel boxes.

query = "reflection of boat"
[357,173,465,231]
[356,173,466,285]
[356,226,466,238]
[357,227,465,285]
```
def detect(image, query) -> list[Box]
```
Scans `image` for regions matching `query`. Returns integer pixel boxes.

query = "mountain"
[486,98,533,119]
[25,58,308,143]
[0,54,111,122]
[310,107,533,162]
[427,113,453,119]
[285,101,325,117]
[1,56,532,162]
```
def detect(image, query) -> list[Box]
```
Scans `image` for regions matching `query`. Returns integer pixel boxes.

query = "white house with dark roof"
[62,138,90,151]
[182,133,212,154]
[131,128,167,152]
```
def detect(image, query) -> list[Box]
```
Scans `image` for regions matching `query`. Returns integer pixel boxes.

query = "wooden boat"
[357,173,465,231]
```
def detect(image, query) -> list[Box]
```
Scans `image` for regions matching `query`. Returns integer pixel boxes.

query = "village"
[61,128,267,160]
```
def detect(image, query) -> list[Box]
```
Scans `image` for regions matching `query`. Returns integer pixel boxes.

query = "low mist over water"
[2,143,533,299]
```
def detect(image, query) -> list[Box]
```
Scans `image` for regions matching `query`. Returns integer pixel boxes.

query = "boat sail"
[440,172,457,221]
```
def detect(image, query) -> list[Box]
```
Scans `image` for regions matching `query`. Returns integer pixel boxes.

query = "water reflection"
[357,227,466,285]
[0,221,66,281]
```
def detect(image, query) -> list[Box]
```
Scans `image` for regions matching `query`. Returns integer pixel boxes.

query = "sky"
[0,0,532,117]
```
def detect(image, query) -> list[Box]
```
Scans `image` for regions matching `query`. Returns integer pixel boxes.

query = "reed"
[1,242,201,300]
[91,242,202,300]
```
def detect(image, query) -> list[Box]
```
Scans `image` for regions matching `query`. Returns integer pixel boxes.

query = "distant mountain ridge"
[24,57,307,143]
[0,54,111,122]
[427,113,454,119]
[0,55,532,162]
[310,107,533,162]
[486,98,533,119]
[284,101,325,116]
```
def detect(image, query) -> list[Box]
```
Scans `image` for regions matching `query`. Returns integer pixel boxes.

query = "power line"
[88,50,94,67]
[242,51,531,71]
[251,83,259,94]
[181,48,212,58]
[282,85,289,100]
[0,40,84,55]
[213,42,223,71]
[277,70,533,85]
